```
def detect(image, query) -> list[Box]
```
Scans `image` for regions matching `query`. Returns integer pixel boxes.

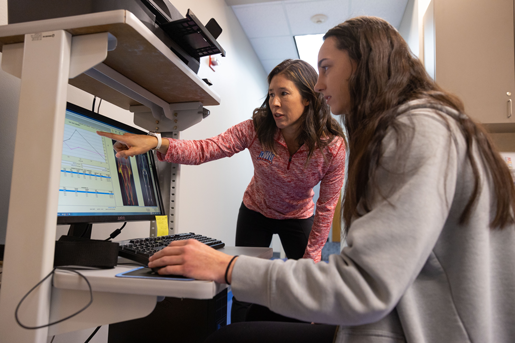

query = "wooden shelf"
[0,10,221,110]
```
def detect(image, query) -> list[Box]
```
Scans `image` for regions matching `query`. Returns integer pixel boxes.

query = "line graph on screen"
[62,125,106,163]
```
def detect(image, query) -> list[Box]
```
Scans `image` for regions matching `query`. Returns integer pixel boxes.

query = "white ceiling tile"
[231,0,410,79]
[284,0,352,36]
[349,0,408,28]
[232,2,291,38]
[250,36,299,60]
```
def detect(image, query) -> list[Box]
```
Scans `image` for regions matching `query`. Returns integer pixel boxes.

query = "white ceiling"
[227,0,409,74]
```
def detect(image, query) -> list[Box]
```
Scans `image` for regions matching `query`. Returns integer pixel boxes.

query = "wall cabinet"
[427,0,515,128]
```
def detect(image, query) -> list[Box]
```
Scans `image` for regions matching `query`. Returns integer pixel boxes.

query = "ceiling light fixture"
[294,34,325,72]
[310,14,328,24]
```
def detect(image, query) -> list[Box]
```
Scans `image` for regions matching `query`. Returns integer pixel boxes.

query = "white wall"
[398,0,419,57]
[398,0,432,59]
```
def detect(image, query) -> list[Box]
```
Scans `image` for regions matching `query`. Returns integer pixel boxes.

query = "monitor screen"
[57,103,164,226]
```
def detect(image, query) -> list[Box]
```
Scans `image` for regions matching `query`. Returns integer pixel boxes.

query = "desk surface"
[0,10,221,110]
[53,246,273,300]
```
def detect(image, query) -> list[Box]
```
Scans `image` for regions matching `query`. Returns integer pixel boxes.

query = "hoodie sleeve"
[231,110,458,325]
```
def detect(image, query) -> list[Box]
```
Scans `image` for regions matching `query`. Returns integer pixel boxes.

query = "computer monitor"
[57,102,164,238]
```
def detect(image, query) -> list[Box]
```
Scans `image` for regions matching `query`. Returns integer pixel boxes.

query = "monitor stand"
[66,223,92,239]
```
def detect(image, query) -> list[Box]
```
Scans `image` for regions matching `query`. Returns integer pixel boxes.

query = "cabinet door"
[433,0,515,124]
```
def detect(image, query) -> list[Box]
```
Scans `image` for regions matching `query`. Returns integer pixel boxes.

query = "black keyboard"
[118,232,225,265]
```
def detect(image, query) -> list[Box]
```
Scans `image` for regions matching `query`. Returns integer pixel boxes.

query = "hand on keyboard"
[118,232,225,266]
[148,239,237,284]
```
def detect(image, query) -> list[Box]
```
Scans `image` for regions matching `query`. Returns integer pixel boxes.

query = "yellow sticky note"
[155,215,169,236]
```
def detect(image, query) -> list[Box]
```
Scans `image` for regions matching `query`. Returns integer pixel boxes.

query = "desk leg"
[0,30,72,343]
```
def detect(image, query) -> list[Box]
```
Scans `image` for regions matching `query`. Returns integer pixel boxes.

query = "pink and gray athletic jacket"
[156,119,346,262]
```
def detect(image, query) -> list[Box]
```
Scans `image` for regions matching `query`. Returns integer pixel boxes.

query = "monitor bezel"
[57,102,165,225]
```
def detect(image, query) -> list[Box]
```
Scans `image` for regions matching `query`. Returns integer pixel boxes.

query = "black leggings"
[235,202,314,259]
[232,203,314,323]
[204,322,337,343]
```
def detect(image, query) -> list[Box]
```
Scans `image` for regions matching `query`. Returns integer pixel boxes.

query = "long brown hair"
[324,16,515,231]
[253,59,344,160]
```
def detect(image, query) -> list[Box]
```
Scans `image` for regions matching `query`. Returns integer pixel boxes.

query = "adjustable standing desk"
[0,11,266,343]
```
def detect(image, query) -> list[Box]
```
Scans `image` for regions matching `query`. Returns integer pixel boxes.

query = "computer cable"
[15,267,93,330]
[92,96,103,114]
[105,222,127,241]
[96,98,103,113]
[85,325,101,343]
[14,263,109,342]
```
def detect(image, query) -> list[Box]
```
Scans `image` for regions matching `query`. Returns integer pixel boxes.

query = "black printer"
[7,0,225,74]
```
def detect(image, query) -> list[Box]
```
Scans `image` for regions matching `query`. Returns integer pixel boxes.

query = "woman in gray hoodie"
[149,16,515,343]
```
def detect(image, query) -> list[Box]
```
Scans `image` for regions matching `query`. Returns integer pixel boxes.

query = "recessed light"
[310,14,328,24]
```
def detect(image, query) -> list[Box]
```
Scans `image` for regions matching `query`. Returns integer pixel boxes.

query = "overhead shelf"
[0,10,221,110]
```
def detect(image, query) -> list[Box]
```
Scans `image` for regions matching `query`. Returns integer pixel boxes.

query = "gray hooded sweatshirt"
[231,101,515,343]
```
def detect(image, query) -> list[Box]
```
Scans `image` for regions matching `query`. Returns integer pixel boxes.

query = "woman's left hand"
[148,239,236,284]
